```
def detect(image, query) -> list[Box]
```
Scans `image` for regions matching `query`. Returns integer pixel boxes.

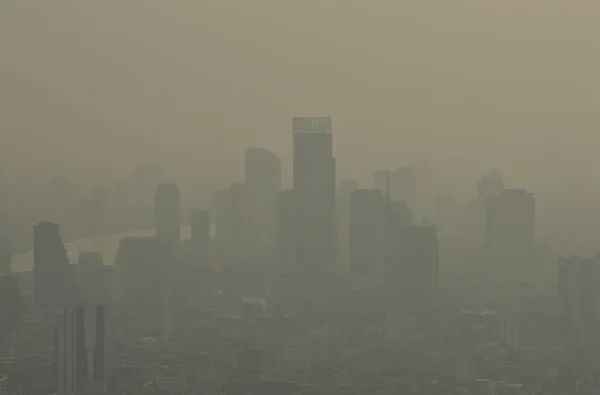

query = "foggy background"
[1,0,599,201]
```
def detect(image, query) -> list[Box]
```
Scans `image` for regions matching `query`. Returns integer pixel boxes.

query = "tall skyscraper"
[374,167,418,215]
[34,222,74,310]
[56,304,107,395]
[154,183,181,246]
[350,189,385,275]
[485,189,535,270]
[190,209,211,263]
[0,276,21,336]
[0,215,10,275]
[386,224,439,310]
[337,180,358,270]
[557,257,598,337]
[277,190,297,270]
[245,148,281,260]
[292,117,336,273]
[75,252,112,305]
[214,183,249,261]
[116,237,173,338]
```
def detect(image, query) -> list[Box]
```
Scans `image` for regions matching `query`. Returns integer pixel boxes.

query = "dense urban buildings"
[115,237,174,339]
[56,304,107,395]
[244,148,281,261]
[0,275,21,336]
[154,183,181,246]
[484,189,536,272]
[33,222,74,310]
[190,209,211,263]
[349,189,385,275]
[292,117,336,274]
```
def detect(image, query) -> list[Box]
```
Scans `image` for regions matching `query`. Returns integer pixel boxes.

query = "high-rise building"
[337,180,358,270]
[374,167,418,214]
[277,190,297,270]
[292,117,336,273]
[477,170,504,200]
[116,237,173,338]
[0,275,21,336]
[350,189,385,275]
[190,209,211,263]
[245,148,281,260]
[0,215,10,275]
[154,183,180,246]
[557,257,597,339]
[74,252,112,304]
[214,183,249,261]
[385,224,439,310]
[34,222,74,310]
[56,304,107,395]
[485,189,535,269]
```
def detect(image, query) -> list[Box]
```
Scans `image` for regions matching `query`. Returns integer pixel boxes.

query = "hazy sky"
[1,1,599,196]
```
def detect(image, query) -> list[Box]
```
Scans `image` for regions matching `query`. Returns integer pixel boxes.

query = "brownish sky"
[1,0,599,196]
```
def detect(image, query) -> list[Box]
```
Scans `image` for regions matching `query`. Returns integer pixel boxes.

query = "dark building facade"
[0,275,21,335]
[292,117,336,274]
[154,183,181,246]
[34,222,74,310]
[56,304,107,395]
[350,189,385,275]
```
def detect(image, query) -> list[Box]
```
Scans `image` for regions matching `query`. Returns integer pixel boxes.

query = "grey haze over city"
[1,1,600,395]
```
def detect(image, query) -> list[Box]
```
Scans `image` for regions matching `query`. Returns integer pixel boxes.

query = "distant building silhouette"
[485,189,535,270]
[215,183,249,261]
[56,303,107,395]
[34,222,74,310]
[293,117,336,274]
[245,148,281,260]
[350,189,385,275]
[190,209,211,263]
[557,256,597,342]
[337,180,358,270]
[74,252,112,305]
[0,275,21,336]
[374,167,418,215]
[277,190,297,270]
[386,224,439,310]
[154,183,181,246]
[0,215,10,275]
[477,169,504,200]
[116,237,174,339]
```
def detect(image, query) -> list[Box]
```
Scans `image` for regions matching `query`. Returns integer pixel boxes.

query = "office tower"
[0,376,6,395]
[390,201,413,226]
[135,163,160,207]
[56,304,107,395]
[0,215,10,275]
[477,169,504,200]
[245,148,281,260]
[374,167,418,214]
[293,117,336,273]
[385,224,439,310]
[277,190,297,270]
[34,222,74,310]
[116,237,173,338]
[0,276,21,336]
[337,180,358,270]
[349,189,385,275]
[154,183,180,246]
[214,183,249,261]
[75,252,112,304]
[557,257,597,339]
[485,189,535,269]
[190,209,211,263]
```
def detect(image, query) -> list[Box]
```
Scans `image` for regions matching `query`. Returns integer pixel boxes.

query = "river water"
[11,226,191,272]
